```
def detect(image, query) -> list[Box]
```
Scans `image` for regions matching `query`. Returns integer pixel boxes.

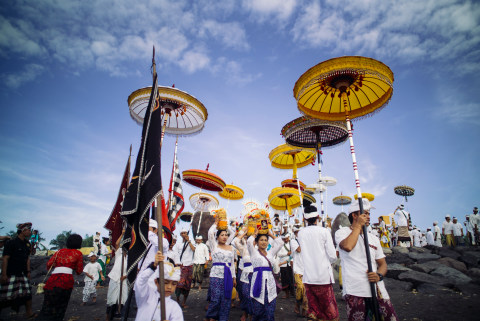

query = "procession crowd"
[1,203,479,321]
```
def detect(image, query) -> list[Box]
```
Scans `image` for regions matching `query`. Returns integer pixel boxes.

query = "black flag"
[120,73,161,289]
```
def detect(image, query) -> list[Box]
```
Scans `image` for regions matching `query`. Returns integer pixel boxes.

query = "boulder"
[383,277,413,292]
[391,246,409,255]
[462,251,480,267]
[430,266,472,285]
[386,253,414,265]
[434,247,461,260]
[409,261,443,274]
[410,247,431,254]
[386,263,412,279]
[454,283,480,296]
[416,283,454,294]
[398,270,453,287]
[382,248,392,254]
[467,267,480,280]
[408,252,441,263]
[437,257,468,273]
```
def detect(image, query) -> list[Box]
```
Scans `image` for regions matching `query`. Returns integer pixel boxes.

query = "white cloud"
[243,0,298,22]
[179,50,211,73]
[3,63,45,88]
[199,20,250,51]
[211,57,262,86]
[434,86,480,126]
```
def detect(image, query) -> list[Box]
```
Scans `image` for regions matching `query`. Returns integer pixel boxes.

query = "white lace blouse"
[247,235,284,304]
[208,230,236,279]
[233,237,252,283]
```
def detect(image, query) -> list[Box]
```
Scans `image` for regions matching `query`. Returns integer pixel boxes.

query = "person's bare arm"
[339,214,368,252]
[367,258,387,283]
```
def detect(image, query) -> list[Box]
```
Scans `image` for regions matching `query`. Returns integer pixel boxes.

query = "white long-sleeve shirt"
[193,243,209,265]
[134,267,184,321]
[297,225,336,285]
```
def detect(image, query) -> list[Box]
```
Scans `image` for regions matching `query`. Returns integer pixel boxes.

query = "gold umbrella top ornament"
[218,184,244,201]
[268,187,303,217]
[394,185,415,202]
[293,56,394,319]
[354,193,375,202]
[128,86,208,136]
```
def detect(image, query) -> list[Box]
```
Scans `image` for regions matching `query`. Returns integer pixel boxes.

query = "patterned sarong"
[304,283,339,321]
[294,273,308,312]
[82,279,97,302]
[177,265,193,294]
[251,285,276,321]
[345,294,398,321]
[397,226,410,242]
[205,277,231,321]
[0,275,32,311]
[193,263,205,284]
[240,273,253,314]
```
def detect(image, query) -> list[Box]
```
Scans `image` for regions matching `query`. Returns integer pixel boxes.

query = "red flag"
[104,151,131,249]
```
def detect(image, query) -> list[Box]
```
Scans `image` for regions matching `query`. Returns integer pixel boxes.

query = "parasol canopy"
[128,86,208,136]
[268,187,303,216]
[218,184,244,200]
[281,179,306,191]
[183,167,226,192]
[394,185,415,202]
[269,144,316,178]
[293,56,394,121]
[306,183,326,194]
[282,116,348,149]
[303,193,316,207]
[189,193,219,211]
[178,211,193,222]
[333,195,352,206]
[354,193,375,202]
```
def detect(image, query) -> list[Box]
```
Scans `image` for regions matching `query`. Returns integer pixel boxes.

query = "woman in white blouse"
[247,228,284,321]
[234,226,255,321]
[205,229,236,321]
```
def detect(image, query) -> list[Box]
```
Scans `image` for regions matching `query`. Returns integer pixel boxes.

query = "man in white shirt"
[426,227,435,246]
[470,207,479,245]
[412,226,422,247]
[464,215,476,246]
[394,204,411,247]
[192,235,209,290]
[433,221,442,247]
[336,199,398,321]
[452,217,464,247]
[297,204,339,321]
[175,228,195,308]
[290,226,308,316]
[442,214,454,247]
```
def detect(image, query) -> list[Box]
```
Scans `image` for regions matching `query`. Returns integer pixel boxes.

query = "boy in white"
[140,219,169,272]
[335,199,397,320]
[297,204,338,321]
[433,221,442,247]
[192,235,209,290]
[82,252,105,305]
[135,251,183,321]
[426,228,435,246]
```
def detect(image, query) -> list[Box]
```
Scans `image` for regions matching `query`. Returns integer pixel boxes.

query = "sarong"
[205,277,231,321]
[397,226,410,242]
[193,263,205,284]
[106,279,128,306]
[446,234,455,247]
[240,273,253,314]
[82,280,97,302]
[304,283,339,321]
[177,265,193,294]
[280,265,294,291]
[251,285,276,321]
[37,287,72,321]
[294,273,308,312]
[0,275,32,311]
[345,294,398,321]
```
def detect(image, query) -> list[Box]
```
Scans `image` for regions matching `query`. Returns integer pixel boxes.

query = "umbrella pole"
[316,137,325,227]
[345,114,380,320]
[292,155,304,218]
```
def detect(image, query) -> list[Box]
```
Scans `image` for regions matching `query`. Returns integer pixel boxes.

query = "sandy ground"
[1,282,479,321]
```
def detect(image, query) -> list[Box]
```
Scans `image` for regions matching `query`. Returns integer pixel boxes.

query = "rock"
[408,252,441,263]
[398,270,453,287]
[382,248,392,254]
[387,263,412,279]
[383,277,413,291]
[467,267,480,280]
[409,261,443,274]
[410,247,431,254]
[430,266,472,285]
[437,257,468,273]
[416,283,454,294]
[392,246,409,254]
[454,283,480,296]
[434,247,461,260]
[463,251,480,267]
[386,253,414,265]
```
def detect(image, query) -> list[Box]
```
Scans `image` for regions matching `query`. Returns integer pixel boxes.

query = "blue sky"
[1,0,479,245]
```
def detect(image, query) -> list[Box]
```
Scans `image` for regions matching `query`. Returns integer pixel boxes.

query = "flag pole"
[151,47,167,321]
[117,146,131,315]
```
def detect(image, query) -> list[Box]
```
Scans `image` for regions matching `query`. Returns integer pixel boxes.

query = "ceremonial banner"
[167,146,184,231]
[120,73,161,289]
[104,151,130,249]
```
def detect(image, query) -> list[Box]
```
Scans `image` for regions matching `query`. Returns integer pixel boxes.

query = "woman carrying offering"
[234,226,254,321]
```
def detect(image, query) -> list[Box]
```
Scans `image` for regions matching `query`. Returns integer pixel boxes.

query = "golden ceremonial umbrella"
[333,194,352,212]
[293,56,394,319]
[394,185,414,202]
[219,184,244,200]
[354,193,375,202]
[268,187,303,217]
